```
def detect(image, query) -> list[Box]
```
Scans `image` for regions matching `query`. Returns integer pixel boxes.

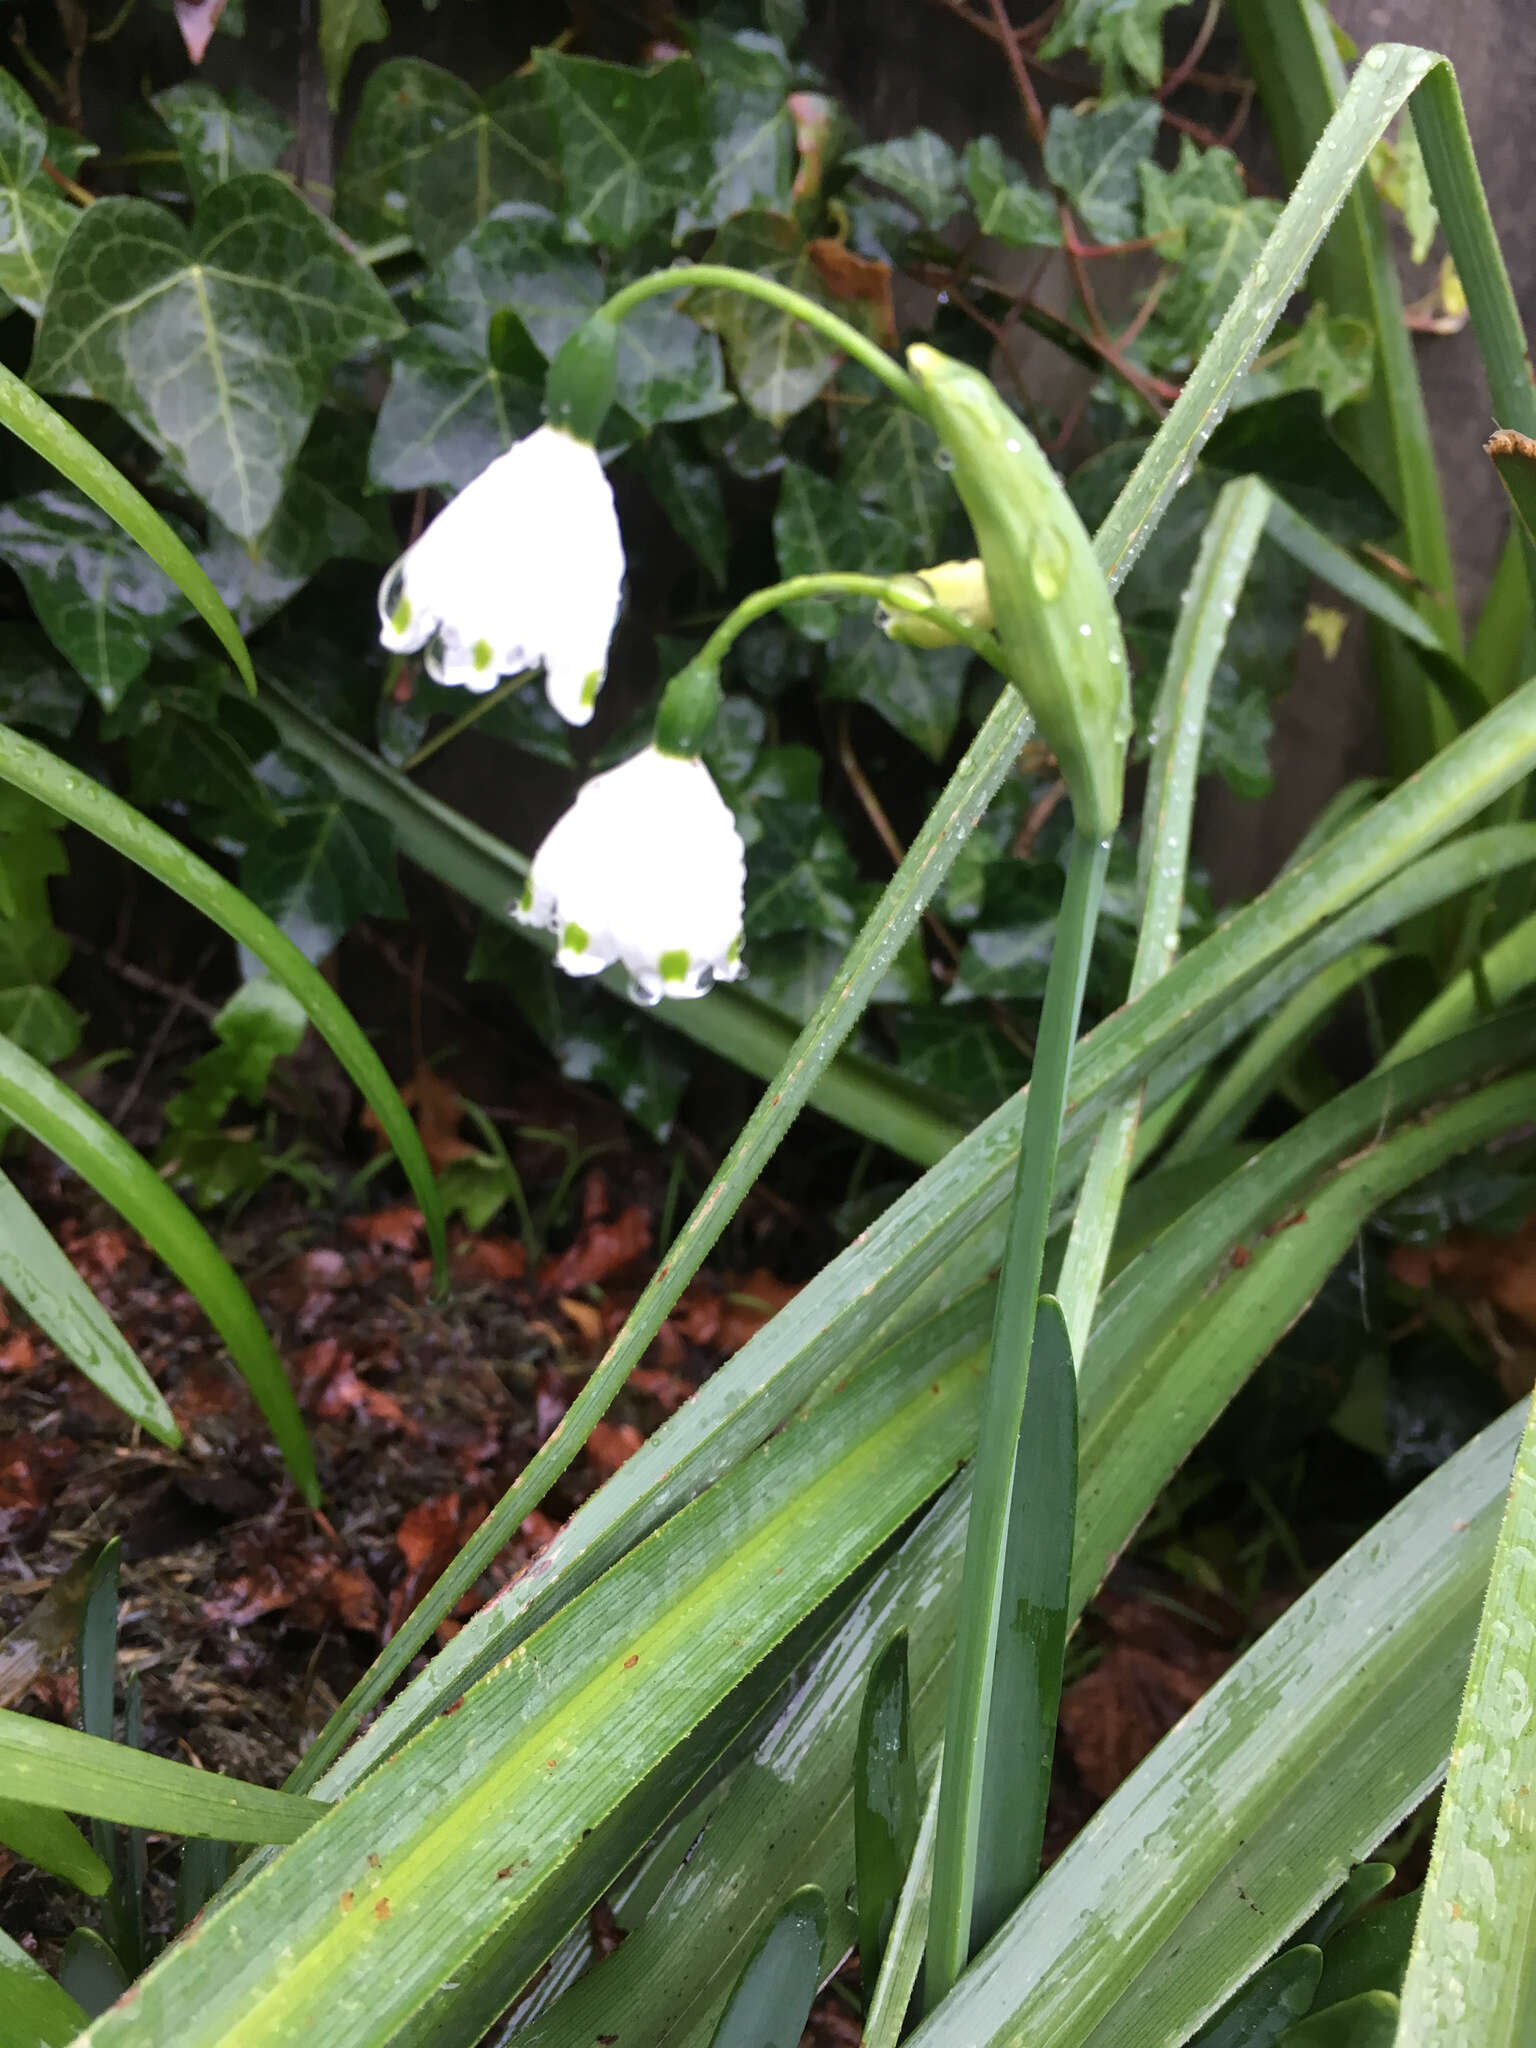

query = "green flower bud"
[544,313,620,445]
[880,558,994,649]
[654,658,724,759]
[907,343,1131,837]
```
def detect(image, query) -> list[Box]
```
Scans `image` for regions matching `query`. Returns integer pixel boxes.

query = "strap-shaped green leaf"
[707,1889,826,2048]
[0,1028,317,1501]
[0,1709,322,1844]
[0,1925,86,2048]
[0,1165,177,1443]
[31,175,402,538]
[0,720,446,1289]
[0,1793,110,1895]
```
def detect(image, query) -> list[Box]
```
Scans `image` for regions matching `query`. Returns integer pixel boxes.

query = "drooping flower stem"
[694,571,1007,677]
[598,263,925,414]
[925,825,1109,2009]
[400,666,533,771]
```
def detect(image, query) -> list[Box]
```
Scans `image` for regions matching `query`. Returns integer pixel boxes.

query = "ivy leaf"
[535,51,710,251]
[421,217,601,358]
[1039,0,1186,91]
[0,70,77,316]
[128,685,278,836]
[1043,98,1160,243]
[319,0,389,111]
[241,788,404,953]
[895,1006,1026,1114]
[150,82,292,202]
[847,129,963,230]
[823,616,970,761]
[1244,303,1374,418]
[470,927,689,1140]
[839,389,957,558]
[1204,390,1397,542]
[32,176,403,540]
[633,430,730,587]
[0,805,78,1065]
[206,411,394,629]
[0,626,87,738]
[961,137,1059,248]
[773,462,907,639]
[337,59,560,251]
[1202,656,1276,798]
[370,324,542,493]
[1139,141,1280,362]
[0,490,195,705]
[744,797,859,940]
[612,301,729,429]
[682,24,795,230]
[691,211,842,422]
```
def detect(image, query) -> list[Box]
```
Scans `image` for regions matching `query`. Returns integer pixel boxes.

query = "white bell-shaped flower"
[515,747,746,1002]
[377,425,624,724]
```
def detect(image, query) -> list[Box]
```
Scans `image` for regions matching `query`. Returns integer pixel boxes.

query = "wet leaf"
[150,82,292,202]
[0,627,88,738]
[0,70,77,316]
[807,239,896,345]
[535,50,710,251]
[1140,141,1281,363]
[838,388,957,560]
[744,797,860,941]
[0,490,195,706]
[1040,0,1186,88]
[32,177,402,539]
[633,430,730,587]
[773,461,907,638]
[241,789,404,954]
[541,1207,652,1295]
[691,212,842,422]
[1043,98,1161,243]
[962,136,1059,247]
[683,23,795,230]
[823,615,970,760]
[338,60,559,250]
[320,0,389,110]
[848,128,963,229]
[1203,390,1397,544]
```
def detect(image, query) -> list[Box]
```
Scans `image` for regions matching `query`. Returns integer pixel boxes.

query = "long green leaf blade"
[855,1632,918,1993]
[0,1709,322,1843]
[0,721,447,1284]
[0,1794,110,1895]
[0,1033,316,1502]
[1396,1388,1536,2043]
[0,1168,177,1445]
[708,1889,826,2048]
[0,1926,87,2048]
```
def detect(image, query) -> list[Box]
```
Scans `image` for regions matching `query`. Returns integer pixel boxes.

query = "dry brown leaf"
[585,1421,644,1478]
[454,1235,526,1284]
[540,1206,652,1294]
[807,238,897,344]
[347,1206,424,1252]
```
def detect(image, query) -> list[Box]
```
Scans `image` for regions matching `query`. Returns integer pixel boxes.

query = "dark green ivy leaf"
[848,128,963,229]
[691,212,843,422]
[1204,390,1398,542]
[32,176,403,539]
[1040,0,1187,91]
[744,796,859,940]
[1139,141,1281,364]
[128,684,279,836]
[150,82,293,202]
[0,489,194,705]
[241,790,405,953]
[682,24,795,230]
[370,323,542,494]
[838,388,957,559]
[961,136,1059,248]
[207,411,394,630]
[823,616,970,761]
[337,60,560,251]
[1242,302,1375,418]
[0,68,77,315]
[1042,98,1160,244]
[535,51,711,251]
[633,430,731,587]
[894,1005,1026,1115]
[0,626,88,738]
[772,461,907,639]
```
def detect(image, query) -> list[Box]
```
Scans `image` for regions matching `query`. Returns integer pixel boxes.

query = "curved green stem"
[926,828,1110,2006]
[600,263,923,413]
[402,666,533,770]
[695,572,1006,676]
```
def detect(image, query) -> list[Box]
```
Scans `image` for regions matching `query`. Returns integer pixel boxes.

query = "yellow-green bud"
[907,343,1130,837]
[880,558,994,649]
[654,658,723,759]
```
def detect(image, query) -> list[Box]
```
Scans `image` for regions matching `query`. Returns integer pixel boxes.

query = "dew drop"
[1005,437,1022,454]
[1078,621,1092,638]
[934,447,955,472]
[1030,525,1071,601]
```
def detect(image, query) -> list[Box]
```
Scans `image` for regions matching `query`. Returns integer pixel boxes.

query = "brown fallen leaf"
[627,1364,694,1414]
[0,1334,36,1375]
[347,1206,424,1252]
[0,1436,77,1539]
[808,238,897,345]
[540,1206,652,1295]
[388,1493,485,1636]
[1391,1211,1536,1332]
[454,1235,526,1284]
[718,1269,800,1354]
[585,1421,644,1478]
[1059,1596,1232,1802]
